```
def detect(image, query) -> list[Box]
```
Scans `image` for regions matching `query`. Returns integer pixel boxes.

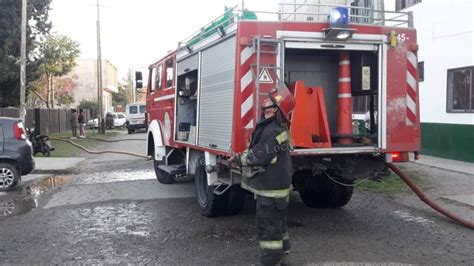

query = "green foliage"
[35,33,80,108]
[0,0,52,107]
[112,85,129,108]
[38,34,80,77]
[356,168,423,194]
[78,99,98,111]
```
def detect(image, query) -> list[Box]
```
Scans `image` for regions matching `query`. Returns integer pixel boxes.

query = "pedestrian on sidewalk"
[233,85,295,265]
[78,109,86,138]
[70,109,78,139]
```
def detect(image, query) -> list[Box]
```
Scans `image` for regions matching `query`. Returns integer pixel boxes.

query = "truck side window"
[155,64,163,90]
[149,67,155,92]
[165,59,174,88]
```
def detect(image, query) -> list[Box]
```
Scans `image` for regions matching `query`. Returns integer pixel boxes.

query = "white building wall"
[68,59,119,114]
[385,0,474,125]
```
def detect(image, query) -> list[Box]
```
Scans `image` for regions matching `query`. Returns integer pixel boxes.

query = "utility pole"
[96,0,104,133]
[19,0,27,122]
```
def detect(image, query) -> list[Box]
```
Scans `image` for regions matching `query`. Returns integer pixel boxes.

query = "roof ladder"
[251,36,284,117]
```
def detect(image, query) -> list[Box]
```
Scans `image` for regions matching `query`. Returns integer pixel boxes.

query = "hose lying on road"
[389,163,474,230]
[57,136,144,142]
[50,137,151,160]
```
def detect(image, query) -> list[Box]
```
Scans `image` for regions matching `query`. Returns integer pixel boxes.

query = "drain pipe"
[389,163,474,230]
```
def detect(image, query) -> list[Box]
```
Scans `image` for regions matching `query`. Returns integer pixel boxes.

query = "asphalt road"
[0,131,473,265]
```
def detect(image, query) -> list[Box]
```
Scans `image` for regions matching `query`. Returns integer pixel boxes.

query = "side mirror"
[135,71,143,89]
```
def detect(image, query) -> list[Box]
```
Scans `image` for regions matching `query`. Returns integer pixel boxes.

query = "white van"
[125,103,146,134]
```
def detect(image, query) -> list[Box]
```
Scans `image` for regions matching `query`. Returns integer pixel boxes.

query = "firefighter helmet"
[267,83,295,121]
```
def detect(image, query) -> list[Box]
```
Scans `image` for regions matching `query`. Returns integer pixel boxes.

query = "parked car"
[87,112,126,129]
[125,103,146,134]
[111,112,126,128]
[0,117,35,191]
[87,118,99,129]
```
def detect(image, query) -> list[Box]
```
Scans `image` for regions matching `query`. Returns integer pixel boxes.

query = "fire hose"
[50,137,151,160]
[388,163,474,230]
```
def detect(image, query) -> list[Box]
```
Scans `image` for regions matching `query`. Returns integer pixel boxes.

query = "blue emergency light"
[324,7,355,40]
[329,7,349,28]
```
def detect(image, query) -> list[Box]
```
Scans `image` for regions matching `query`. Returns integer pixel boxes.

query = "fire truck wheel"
[194,162,245,217]
[153,159,175,184]
[297,172,353,208]
[195,163,224,217]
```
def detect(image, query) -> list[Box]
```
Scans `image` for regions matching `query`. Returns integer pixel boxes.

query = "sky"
[49,0,279,80]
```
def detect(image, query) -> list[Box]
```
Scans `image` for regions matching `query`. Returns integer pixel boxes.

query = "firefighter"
[234,84,295,265]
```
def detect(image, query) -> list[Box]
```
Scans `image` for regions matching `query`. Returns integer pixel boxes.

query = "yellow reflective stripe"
[276,131,288,144]
[241,182,290,198]
[259,240,283,250]
[270,156,277,164]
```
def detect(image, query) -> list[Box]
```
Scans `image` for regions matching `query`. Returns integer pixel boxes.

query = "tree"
[78,99,99,118]
[54,77,75,107]
[0,0,52,107]
[35,33,80,108]
[112,85,129,108]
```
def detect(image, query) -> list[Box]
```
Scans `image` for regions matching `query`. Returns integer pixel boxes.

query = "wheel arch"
[0,158,20,172]
[147,119,166,161]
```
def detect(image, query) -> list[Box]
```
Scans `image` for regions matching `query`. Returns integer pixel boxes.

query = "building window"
[396,0,422,11]
[418,61,424,82]
[165,59,174,88]
[447,66,474,113]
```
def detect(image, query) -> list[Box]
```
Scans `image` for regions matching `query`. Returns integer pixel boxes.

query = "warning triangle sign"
[258,68,273,84]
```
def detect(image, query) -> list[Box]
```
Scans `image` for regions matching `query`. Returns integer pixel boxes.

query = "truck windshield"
[129,106,138,114]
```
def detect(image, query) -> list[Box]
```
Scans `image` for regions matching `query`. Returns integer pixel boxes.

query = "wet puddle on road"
[72,169,155,185]
[0,175,72,220]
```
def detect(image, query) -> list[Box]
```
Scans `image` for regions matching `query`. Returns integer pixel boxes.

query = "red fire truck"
[138,5,420,217]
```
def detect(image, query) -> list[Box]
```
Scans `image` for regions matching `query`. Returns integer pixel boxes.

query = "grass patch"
[356,170,423,194]
[34,130,119,158]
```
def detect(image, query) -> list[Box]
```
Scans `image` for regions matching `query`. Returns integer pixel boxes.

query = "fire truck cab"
[141,3,420,217]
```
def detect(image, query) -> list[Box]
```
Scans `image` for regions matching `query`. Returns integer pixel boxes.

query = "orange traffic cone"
[336,52,353,144]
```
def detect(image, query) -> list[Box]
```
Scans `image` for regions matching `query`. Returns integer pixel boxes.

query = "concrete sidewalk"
[34,157,85,171]
[412,155,474,208]
[415,155,473,175]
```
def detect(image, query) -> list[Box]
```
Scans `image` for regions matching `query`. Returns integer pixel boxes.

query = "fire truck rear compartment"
[284,47,380,148]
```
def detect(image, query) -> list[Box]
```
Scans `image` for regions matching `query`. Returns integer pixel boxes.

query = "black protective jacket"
[240,117,293,198]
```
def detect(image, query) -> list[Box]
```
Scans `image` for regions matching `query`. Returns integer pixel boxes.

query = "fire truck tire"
[297,173,353,208]
[153,159,175,184]
[194,163,245,217]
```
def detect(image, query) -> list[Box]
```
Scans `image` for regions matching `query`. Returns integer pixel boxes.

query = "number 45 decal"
[397,33,410,42]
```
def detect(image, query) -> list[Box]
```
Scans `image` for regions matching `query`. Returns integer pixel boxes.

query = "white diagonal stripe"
[241,70,253,92]
[407,51,417,68]
[407,71,417,91]
[154,94,175,102]
[338,93,352,98]
[339,77,351,82]
[339,60,350,65]
[406,117,414,126]
[406,95,416,114]
[241,94,253,118]
[245,119,254,129]
[240,46,253,66]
